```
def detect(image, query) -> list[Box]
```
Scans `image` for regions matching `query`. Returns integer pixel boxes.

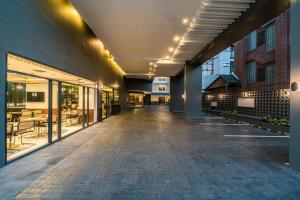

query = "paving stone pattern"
[11,106,300,199]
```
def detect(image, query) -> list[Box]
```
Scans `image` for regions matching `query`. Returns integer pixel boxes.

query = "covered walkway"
[1,106,300,199]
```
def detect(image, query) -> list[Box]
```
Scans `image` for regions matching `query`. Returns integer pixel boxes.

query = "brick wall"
[203,89,290,120]
[233,9,290,91]
[203,9,291,120]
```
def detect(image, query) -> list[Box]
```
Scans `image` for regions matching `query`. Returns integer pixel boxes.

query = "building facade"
[0,0,127,167]
[151,77,170,105]
[203,9,290,120]
[202,47,234,90]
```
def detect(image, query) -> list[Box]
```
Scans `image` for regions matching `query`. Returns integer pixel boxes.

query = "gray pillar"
[0,49,6,167]
[170,74,184,113]
[184,62,202,118]
[290,0,300,171]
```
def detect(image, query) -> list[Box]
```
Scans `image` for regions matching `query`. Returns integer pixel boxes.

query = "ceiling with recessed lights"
[71,0,255,78]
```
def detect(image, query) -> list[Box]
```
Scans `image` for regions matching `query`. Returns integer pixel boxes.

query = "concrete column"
[169,74,184,113]
[0,49,6,167]
[290,0,300,171]
[184,62,202,118]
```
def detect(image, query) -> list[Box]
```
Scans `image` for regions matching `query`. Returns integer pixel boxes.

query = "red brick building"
[203,9,290,120]
[234,9,290,91]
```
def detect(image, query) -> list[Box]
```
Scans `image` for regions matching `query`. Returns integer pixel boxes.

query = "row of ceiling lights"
[147,18,190,78]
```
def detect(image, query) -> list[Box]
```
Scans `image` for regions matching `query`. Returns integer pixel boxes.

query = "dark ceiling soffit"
[190,0,290,66]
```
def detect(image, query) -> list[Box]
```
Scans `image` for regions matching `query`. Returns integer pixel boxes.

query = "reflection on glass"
[61,83,83,137]
[6,72,49,161]
[52,81,59,141]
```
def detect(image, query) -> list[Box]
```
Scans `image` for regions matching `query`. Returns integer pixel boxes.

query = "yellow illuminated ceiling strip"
[51,0,126,76]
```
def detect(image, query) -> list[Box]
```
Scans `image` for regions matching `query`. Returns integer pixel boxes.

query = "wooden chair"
[6,124,14,147]
[7,113,12,122]
[33,110,43,118]
[15,121,35,144]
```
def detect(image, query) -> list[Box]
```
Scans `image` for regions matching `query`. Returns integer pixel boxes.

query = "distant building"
[151,77,170,105]
[202,47,234,90]
[203,9,290,120]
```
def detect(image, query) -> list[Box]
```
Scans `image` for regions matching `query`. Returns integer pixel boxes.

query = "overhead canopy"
[71,0,258,78]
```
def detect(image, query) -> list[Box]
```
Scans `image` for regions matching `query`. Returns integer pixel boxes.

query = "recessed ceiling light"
[169,47,174,52]
[173,36,180,42]
[165,56,170,59]
[182,18,189,24]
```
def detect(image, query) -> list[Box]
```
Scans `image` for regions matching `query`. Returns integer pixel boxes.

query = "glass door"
[102,91,107,119]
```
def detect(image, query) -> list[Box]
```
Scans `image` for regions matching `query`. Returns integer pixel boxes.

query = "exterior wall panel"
[0,0,126,110]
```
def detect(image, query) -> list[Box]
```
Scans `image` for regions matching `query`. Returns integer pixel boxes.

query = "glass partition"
[6,53,98,162]
[6,72,49,161]
[61,83,83,137]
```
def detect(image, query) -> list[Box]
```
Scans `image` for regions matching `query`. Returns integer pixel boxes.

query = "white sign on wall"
[237,98,255,108]
[211,101,218,107]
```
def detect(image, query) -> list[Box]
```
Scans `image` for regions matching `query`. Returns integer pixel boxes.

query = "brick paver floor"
[2,106,300,199]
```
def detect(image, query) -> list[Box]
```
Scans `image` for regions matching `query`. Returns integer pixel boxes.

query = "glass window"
[61,83,83,137]
[6,72,49,161]
[266,23,275,52]
[246,61,256,86]
[88,88,96,124]
[247,31,257,52]
[108,91,113,116]
[113,89,120,105]
[6,54,98,162]
[266,64,275,88]
[102,91,107,119]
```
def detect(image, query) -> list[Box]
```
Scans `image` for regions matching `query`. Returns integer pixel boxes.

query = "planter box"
[204,110,289,134]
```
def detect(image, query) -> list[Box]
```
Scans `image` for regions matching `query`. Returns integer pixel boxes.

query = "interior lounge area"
[127,91,145,108]
[5,54,98,161]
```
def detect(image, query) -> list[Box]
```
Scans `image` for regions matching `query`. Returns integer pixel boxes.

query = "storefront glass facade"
[5,54,98,162]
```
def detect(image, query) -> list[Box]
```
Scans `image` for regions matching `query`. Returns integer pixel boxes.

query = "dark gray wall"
[125,78,153,92]
[0,0,128,108]
[169,74,184,113]
[0,0,127,166]
[290,0,300,171]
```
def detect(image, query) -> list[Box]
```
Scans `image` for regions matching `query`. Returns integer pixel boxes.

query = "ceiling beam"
[190,0,290,67]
